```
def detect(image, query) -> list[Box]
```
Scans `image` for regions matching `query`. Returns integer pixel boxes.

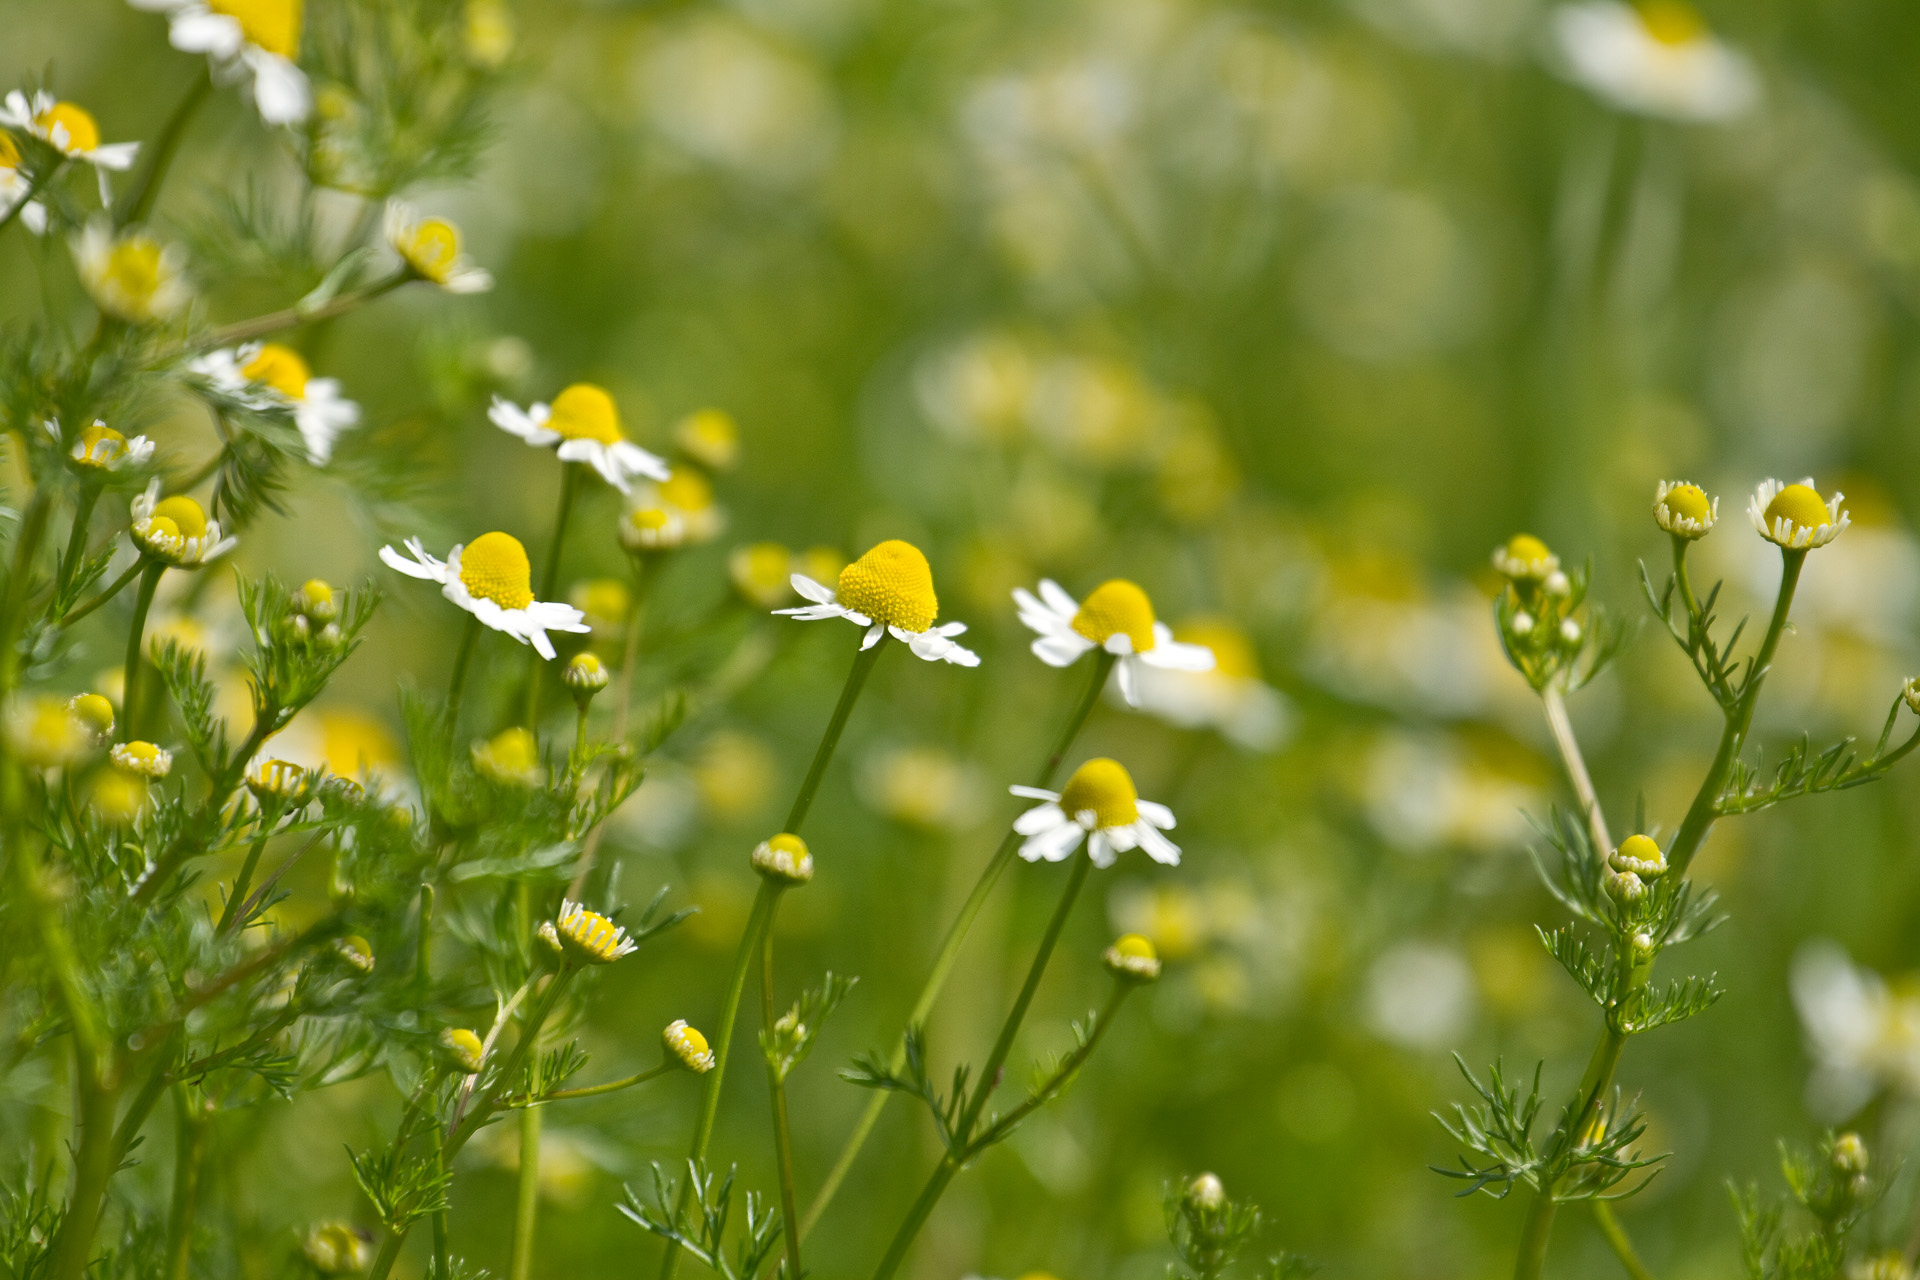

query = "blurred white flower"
[193,342,359,465]
[74,222,191,324]
[0,92,139,177]
[1015,578,1214,706]
[1012,757,1179,869]
[1364,731,1538,854]
[0,131,47,234]
[638,16,837,183]
[1130,618,1292,751]
[1792,940,1920,1121]
[1550,1,1759,122]
[1365,941,1476,1050]
[128,0,312,124]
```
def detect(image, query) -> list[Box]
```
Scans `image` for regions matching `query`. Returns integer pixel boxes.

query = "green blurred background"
[10,0,1920,1275]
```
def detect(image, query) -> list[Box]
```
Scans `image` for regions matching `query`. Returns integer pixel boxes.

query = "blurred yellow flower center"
[1113,933,1157,962]
[400,218,461,282]
[732,542,790,595]
[476,727,540,783]
[576,577,630,620]
[1071,579,1157,651]
[1664,484,1712,523]
[69,693,114,736]
[116,741,166,771]
[458,532,534,609]
[676,408,739,469]
[1636,1,1705,46]
[766,832,808,860]
[73,423,130,468]
[836,539,938,631]
[37,101,100,153]
[1174,619,1257,679]
[299,578,333,607]
[90,770,148,823]
[208,0,302,57]
[630,508,671,532]
[659,468,713,513]
[1505,533,1552,566]
[1617,833,1660,863]
[1765,483,1832,532]
[548,383,622,444]
[1058,757,1140,829]
[152,496,208,539]
[0,133,19,169]
[104,237,165,305]
[441,1026,484,1069]
[243,343,311,399]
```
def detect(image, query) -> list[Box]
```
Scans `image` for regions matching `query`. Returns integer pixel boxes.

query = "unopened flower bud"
[1609,833,1667,880]
[751,832,814,885]
[1904,677,1920,717]
[1544,570,1571,598]
[246,757,309,803]
[295,578,337,622]
[1604,868,1646,904]
[1186,1172,1228,1214]
[1629,931,1655,963]
[664,1019,715,1073]
[332,936,376,974]
[67,693,115,744]
[111,740,173,779]
[564,652,609,700]
[1103,933,1162,982]
[302,1221,374,1274]
[1492,534,1558,585]
[318,622,342,649]
[1559,618,1582,646]
[439,1027,485,1074]
[1510,612,1535,637]
[1832,1131,1868,1177]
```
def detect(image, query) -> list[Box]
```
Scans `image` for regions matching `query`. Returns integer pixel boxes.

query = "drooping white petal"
[1136,799,1176,829]
[1085,831,1118,868]
[169,10,246,57]
[1135,822,1182,866]
[1019,818,1087,863]
[1009,785,1060,802]
[1013,802,1067,835]
[1031,634,1092,667]
[244,49,311,125]
[380,542,446,581]
[1114,656,1139,707]
[1141,626,1216,671]
[1037,579,1080,619]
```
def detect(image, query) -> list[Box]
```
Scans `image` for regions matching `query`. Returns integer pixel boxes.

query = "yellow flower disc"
[1636,0,1705,45]
[1113,933,1156,962]
[1058,757,1140,829]
[105,237,166,308]
[659,468,714,513]
[458,532,534,609]
[557,904,628,962]
[72,423,130,468]
[1765,483,1832,533]
[0,133,19,169]
[547,383,622,444]
[1173,619,1257,679]
[243,343,311,399]
[152,496,209,540]
[1663,484,1712,524]
[401,218,460,283]
[1070,579,1157,652]
[208,0,302,57]
[836,540,938,632]
[37,101,100,153]
[68,693,115,738]
[1505,534,1552,567]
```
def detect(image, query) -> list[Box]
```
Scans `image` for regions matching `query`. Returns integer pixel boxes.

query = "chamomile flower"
[663,1020,715,1073]
[67,693,115,745]
[51,418,154,472]
[552,898,638,965]
[127,0,312,124]
[0,93,139,182]
[1130,618,1291,751]
[384,201,492,293]
[750,832,815,885]
[129,482,236,566]
[74,222,191,324]
[111,740,174,778]
[1749,479,1848,551]
[0,132,46,234]
[1010,756,1179,869]
[472,727,544,788]
[192,343,359,465]
[1551,1,1759,122]
[1653,479,1717,539]
[776,539,980,666]
[380,533,589,660]
[626,470,724,546]
[489,384,669,494]
[1491,534,1559,584]
[1013,578,1214,706]
[673,408,740,471]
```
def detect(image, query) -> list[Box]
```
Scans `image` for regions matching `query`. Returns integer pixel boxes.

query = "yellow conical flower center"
[575,577,630,620]
[208,0,303,58]
[68,693,114,736]
[73,424,130,468]
[1071,579,1157,651]
[116,741,166,771]
[0,133,19,169]
[243,343,311,399]
[1113,933,1156,961]
[152,495,208,539]
[1174,619,1258,679]
[105,238,165,304]
[1505,533,1552,566]
[1664,484,1712,523]
[630,508,671,532]
[1766,483,1833,532]
[1058,757,1140,829]
[458,531,534,609]
[37,102,100,154]
[547,383,622,444]
[1636,0,1705,46]
[660,468,713,513]
[1618,833,1660,862]
[401,218,460,283]
[836,539,938,631]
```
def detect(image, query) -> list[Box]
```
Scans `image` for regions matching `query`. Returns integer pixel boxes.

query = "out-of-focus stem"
[121,561,165,740]
[524,464,581,726]
[204,274,406,348]
[445,615,481,733]
[509,1105,541,1280]
[1593,1201,1655,1280]
[117,68,210,226]
[164,1087,209,1280]
[760,899,802,1280]
[1542,681,1611,854]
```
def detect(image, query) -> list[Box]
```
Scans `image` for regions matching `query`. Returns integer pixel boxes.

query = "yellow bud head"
[751,831,814,885]
[473,726,543,787]
[1664,484,1711,524]
[1497,533,1556,580]
[333,935,376,973]
[547,383,623,444]
[1070,578,1158,652]
[663,1019,716,1072]
[1058,757,1140,829]
[301,1221,372,1276]
[242,343,311,399]
[571,577,631,625]
[1610,833,1667,879]
[675,408,740,470]
[555,900,636,964]
[401,217,461,283]
[246,757,306,799]
[1103,932,1162,981]
[1635,0,1705,45]
[836,539,938,632]
[457,532,534,609]
[71,423,130,469]
[208,0,303,58]
[112,740,174,779]
[729,542,794,608]
[102,236,167,311]
[295,578,335,621]
[1765,483,1834,533]
[38,101,100,153]
[67,692,115,740]
[564,652,609,693]
[152,495,209,540]
[439,1027,485,1074]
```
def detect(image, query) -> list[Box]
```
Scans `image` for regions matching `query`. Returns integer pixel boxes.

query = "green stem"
[760,898,802,1280]
[1542,681,1611,854]
[1513,1193,1558,1280]
[1667,549,1805,876]
[524,465,581,726]
[446,614,481,734]
[163,1087,209,1280]
[53,485,101,602]
[510,1060,671,1105]
[1592,1201,1655,1280]
[47,1079,119,1280]
[216,825,274,935]
[121,561,165,741]
[871,855,1094,1280]
[203,274,407,349]
[803,652,1112,1237]
[116,69,211,227]
[60,558,143,626]
[0,156,63,236]
[509,1106,541,1280]
[784,634,889,833]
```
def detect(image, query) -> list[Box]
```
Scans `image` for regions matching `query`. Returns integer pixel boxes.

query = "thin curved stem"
[203,274,407,349]
[1593,1201,1655,1280]
[1543,681,1611,854]
[445,614,481,734]
[761,900,802,1280]
[524,464,581,726]
[785,634,889,833]
[60,558,143,626]
[215,825,273,935]
[116,68,211,227]
[508,1060,672,1105]
[53,485,101,603]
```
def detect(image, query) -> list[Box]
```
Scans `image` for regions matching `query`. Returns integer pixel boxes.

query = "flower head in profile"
[384,201,491,293]
[6,696,90,768]
[130,482,236,566]
[489,384,668,493]
[246,756,310,802]
[472,727,544,788]
[1014,578,1213,705]
[1653,479,1716,539]
[74,223,191,324]
[1550,1,1759,122]
[1749,479,1847,551]
[1491,534,1559,584]
[111,740,174,779]
[750,832,814,885]
[663,1019,715,1072]
[1010,757,1178,869]
[553,898,637,965]
[127,0,312,124]
[777,539,979,666]
[192,342,358,465]
[438,1026,486,1074]
[380,533,589,659]
[53,418,154,473]
[67,693,115,745]
[0,92,139,173]
[0,132,47,234]
[1103,933,1162,982]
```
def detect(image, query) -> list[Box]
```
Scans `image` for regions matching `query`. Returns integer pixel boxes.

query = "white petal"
[1114,656,1139,706]
[1103,633,1136,656]
[790,574,837,604]
[246,50,311,125]
[1009,786,1060,801]
[1013,802,1067,835]
[1031,634,1091,667]
[1142,633,1216,672]
[170,10,245,56]
[1020,821,1087,863]
[1038,579,1080,618]
[1085,832,1118,868]
[527,601,592,634]
[1136,799,1176,829]
[380,543,444,581]
[1136,823,1182,866]
[773,604,848,621]
[88,143,140,171]
[611,441,671,481]
[861,623,885,650]
[489,397,554,443]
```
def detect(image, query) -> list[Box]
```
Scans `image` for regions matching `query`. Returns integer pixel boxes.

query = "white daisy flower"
[129,481,236,566]
[73,222,191,324]
[1748,478,1848,551]
[1014,578,1213,706]
[1653,479,1717,539]
[623,469,724,548]
[47,418,154,472]
[192,342,359,465]
[1010,756,1179,869]
[1130,619,1291,751]
[0,93,139,188]
[383,201,492,293]
[489,384,669,494]
[127,0,312,125]
[775,539,980,667]
[0,131,47,234]
[380,531,589,659]
[1550,1,1759,123]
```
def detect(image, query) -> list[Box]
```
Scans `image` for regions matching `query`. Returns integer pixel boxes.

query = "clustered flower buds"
[1490,533,1587,690]
[751,832,815,886]
[1604,833,1668,906]
[301,1221,374,1275]
[663,1019,715,1073]
[281,578,344,648]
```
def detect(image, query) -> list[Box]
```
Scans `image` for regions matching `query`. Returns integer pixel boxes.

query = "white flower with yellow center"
[48,418,154,472]
[129,482,236,566]
[192,342,359,465]
[623,469,725,548]
[1491,533,1559,583]
[489,384,669,494]
[663,1020,715,1073]
[1010,756,1179,869]
[0,131,47,234]
[1748,478,1848,551]
[110,740,173,778]
[776,539,979,666]
[1014,578,1214,706]
[1130,618,1291,751]
[380,531,588,659]
[552,898,638,965]
[1551,1,1759,122]
[128,0,312,124]
[0,93,139,180]
[1653,479,1717,539]
[74,222,191,324]
[383,201,492,293]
